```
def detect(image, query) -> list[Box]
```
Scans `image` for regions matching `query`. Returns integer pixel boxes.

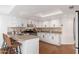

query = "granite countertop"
[8,34,38,42]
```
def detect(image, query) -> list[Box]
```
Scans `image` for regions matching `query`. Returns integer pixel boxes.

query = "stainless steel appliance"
[74,11,78,54]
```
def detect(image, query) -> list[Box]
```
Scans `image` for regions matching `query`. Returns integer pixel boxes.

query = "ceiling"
[0,5,79,20]
[0,5,15,15]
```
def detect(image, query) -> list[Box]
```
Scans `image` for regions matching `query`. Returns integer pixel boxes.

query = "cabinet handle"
[52,36,54,40]
[43,35,44,38]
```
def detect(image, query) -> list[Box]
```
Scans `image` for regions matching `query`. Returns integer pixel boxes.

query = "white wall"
[0,15,21,48]
[61,16,74,44]
[36,19,60,27]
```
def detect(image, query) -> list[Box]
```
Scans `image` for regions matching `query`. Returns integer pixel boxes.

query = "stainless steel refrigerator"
[74,11,78,54]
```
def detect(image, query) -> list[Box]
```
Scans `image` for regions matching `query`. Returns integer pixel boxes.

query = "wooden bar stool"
[10,37,22,54]
[3,33,22,54]
[0,47,15,54]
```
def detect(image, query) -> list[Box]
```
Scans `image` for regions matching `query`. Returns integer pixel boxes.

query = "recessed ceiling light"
[38,11,63,17]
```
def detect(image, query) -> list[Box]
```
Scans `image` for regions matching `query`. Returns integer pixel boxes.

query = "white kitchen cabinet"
[37,32,61,45]
[21,38,39,54]
[46,33,61,45]
[37,32,43,40]
[53,34,61,45]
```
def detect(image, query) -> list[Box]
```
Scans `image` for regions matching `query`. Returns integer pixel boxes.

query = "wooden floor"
[0,50,2,54]
[39,41,75,54]
[0,41,75,54]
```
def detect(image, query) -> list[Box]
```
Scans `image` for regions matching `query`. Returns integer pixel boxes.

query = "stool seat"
[10,38,22,46]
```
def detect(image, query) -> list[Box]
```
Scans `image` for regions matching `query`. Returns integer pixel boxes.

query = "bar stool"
[0,47,15,54]
[10,37,22,54]
[3,33,22,54]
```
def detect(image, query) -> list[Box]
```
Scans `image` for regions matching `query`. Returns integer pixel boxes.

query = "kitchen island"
[8,34,39,54]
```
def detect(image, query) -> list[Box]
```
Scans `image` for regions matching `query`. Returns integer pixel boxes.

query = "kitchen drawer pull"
[52,36,54,39]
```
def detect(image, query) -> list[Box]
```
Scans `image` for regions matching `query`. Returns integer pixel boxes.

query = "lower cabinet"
[39,41,75,54]
[21,38,39,54]
[37,32,61,45]
[38,32,75,54]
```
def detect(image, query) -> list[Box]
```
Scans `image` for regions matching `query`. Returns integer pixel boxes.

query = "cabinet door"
[37,32,61,46]
[21,38,39,54]
[53,34,61,45]
[46,33,60,45]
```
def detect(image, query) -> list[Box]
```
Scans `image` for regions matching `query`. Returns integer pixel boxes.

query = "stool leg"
[19,46,22,54]
[16,48,18,54]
